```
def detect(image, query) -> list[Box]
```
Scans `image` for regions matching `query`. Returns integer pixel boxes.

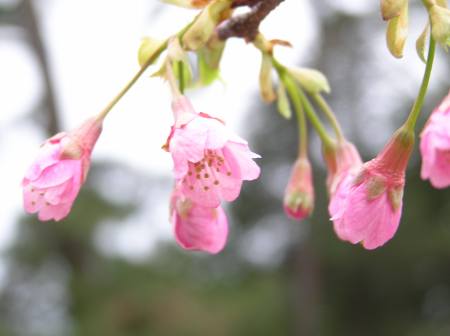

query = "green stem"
[97,23,193,121]
[296,97,308,158]
[404,37,436,132]
[282,72,335,149]
[312,93,344,141]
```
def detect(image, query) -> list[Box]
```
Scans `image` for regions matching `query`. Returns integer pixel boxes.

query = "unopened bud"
[283,158,314,220]
[288,67,330,95]
[259,53,276,103]
[277,82,292,119]
[386,2,408,58]
[416,24,430,63]
[381,0,407,20]
[430,4,450,49]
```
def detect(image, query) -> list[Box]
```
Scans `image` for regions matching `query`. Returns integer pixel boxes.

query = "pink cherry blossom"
[329,128,413,249]
[165,96,261,208]
[283,157,314,220]
[420,91,450,188]
[170,187,228,254]
[22,117,102,221]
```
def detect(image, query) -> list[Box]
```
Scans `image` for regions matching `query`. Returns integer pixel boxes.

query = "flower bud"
[429,4,450,49]
[288,67,330,95]
[386,1,408,58]
[380,0,408,20]
[259,53,276,103]
[22,118,103,221]
[283,158,314,220]
[277,82,292,119]
[416,24,430,63]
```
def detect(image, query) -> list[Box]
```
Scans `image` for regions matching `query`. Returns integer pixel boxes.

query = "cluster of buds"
[381,0,450,60]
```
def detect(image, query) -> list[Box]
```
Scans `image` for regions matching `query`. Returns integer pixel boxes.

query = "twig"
[217,0,284,42]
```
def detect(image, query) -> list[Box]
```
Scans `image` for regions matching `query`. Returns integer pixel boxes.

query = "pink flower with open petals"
[165,96,261,208]
[170,187,228,254]
[420,91,450,188]
[283,157,314,220]
[22,117,102,221]
[329,128,413,249]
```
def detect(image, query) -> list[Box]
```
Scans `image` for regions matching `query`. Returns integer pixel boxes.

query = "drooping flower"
[22,117,103,221]
[164,96,261,208]
[170,186,228,254]
[329,128,414,249]
[420,91,450,188]
[283,157,314,220]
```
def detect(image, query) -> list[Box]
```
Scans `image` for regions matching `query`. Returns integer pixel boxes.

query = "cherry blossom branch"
[217,0,284,41]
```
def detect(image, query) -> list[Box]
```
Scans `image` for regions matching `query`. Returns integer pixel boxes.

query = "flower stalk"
[404,37,436,132]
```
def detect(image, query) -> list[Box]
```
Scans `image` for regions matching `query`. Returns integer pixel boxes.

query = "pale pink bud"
[22,118,102,221]
[165,96,261,208]
[329,128,414,250]
[420,91,450,188]
[323,140,362,195]
[170,187,228,254]
[283,157,314,220]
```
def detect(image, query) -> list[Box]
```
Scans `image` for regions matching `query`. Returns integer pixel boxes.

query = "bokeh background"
[1,0,450,335]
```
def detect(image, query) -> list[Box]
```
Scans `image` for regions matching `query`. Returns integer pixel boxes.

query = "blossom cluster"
[22,92,450,252]
[165,96,260,253]
[20,0,450,254]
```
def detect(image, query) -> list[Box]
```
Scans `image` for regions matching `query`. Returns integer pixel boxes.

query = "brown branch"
[217,0,284,42]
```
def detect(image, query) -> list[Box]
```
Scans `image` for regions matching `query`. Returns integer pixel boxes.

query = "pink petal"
[37,202,72,222]
[170,126,208,179]
[428,149,450,188]
[223,142,261,181]
[25,142,62,181]
[420,111,450,188]
[329,172,355,241]
[340,184,401,250]
[180,148,243,207]
[174,205,228,254]
[31,160,80,188]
